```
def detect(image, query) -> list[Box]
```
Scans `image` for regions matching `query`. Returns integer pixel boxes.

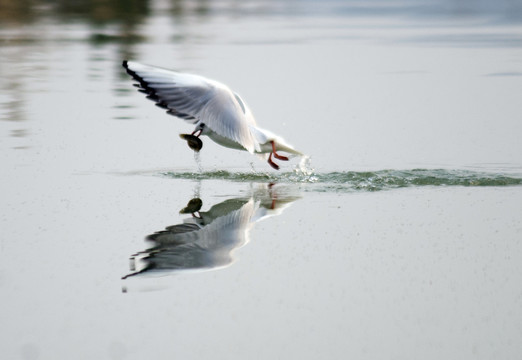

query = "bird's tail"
[277,142,303,157]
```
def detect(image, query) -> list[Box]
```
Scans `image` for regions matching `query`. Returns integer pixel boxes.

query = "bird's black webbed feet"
[179,134,203,152]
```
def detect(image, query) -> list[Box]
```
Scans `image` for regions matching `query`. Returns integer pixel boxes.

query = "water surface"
[1,1,522,359]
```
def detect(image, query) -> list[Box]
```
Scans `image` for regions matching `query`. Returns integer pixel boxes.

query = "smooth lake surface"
[2,1,522,359]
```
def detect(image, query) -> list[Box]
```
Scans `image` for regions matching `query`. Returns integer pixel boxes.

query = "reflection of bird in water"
[122,61,303,170]
[122,187,299,279]
[179,197,203,217]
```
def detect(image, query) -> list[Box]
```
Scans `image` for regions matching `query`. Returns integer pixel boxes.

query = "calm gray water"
[2,1,522,359]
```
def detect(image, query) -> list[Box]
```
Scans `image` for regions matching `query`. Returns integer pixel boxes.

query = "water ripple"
[162,169,522,192]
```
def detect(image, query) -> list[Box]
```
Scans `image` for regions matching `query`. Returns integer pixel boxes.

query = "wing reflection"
[122,185,299,279]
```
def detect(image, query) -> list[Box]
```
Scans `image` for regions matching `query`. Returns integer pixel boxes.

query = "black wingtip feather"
[146,94,160,101]
[122,60,198,123]
[123,61,153,95]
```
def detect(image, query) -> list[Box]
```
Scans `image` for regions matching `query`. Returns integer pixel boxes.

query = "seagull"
[122,60,302,170]
[122,185,300,279]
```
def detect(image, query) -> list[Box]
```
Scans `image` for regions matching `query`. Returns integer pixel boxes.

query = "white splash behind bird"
[122,60,303,170]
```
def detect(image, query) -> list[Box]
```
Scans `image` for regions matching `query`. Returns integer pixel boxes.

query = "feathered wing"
[123,60,259,153]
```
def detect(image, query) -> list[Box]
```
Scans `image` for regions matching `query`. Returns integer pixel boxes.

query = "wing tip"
[122,60,145,88]
[122,59,137,78]
[122,59,129,69]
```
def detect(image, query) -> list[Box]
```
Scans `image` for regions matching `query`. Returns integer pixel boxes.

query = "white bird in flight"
[122,60,303,170]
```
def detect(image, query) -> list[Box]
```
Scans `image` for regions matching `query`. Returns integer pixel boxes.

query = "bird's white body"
[123,60,302,169]
[203,124,297,154]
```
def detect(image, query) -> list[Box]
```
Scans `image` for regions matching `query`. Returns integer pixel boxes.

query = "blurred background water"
[1,1,522,359]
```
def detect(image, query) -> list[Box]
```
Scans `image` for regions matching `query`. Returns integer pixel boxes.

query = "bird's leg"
[271,140,289,161]
[191,124,205,137]
[267,152,280,170]
[191,128,203,137]
[268,183,277,209]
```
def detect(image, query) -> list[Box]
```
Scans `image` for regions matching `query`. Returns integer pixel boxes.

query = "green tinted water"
[163,168,522,191]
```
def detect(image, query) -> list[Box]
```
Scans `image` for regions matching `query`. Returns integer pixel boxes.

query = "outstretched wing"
[123,60,259,153]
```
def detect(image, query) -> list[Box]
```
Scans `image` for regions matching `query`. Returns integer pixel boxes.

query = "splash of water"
[193,151,203,173]
[296,155,314,176]
[161,168,522,192]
